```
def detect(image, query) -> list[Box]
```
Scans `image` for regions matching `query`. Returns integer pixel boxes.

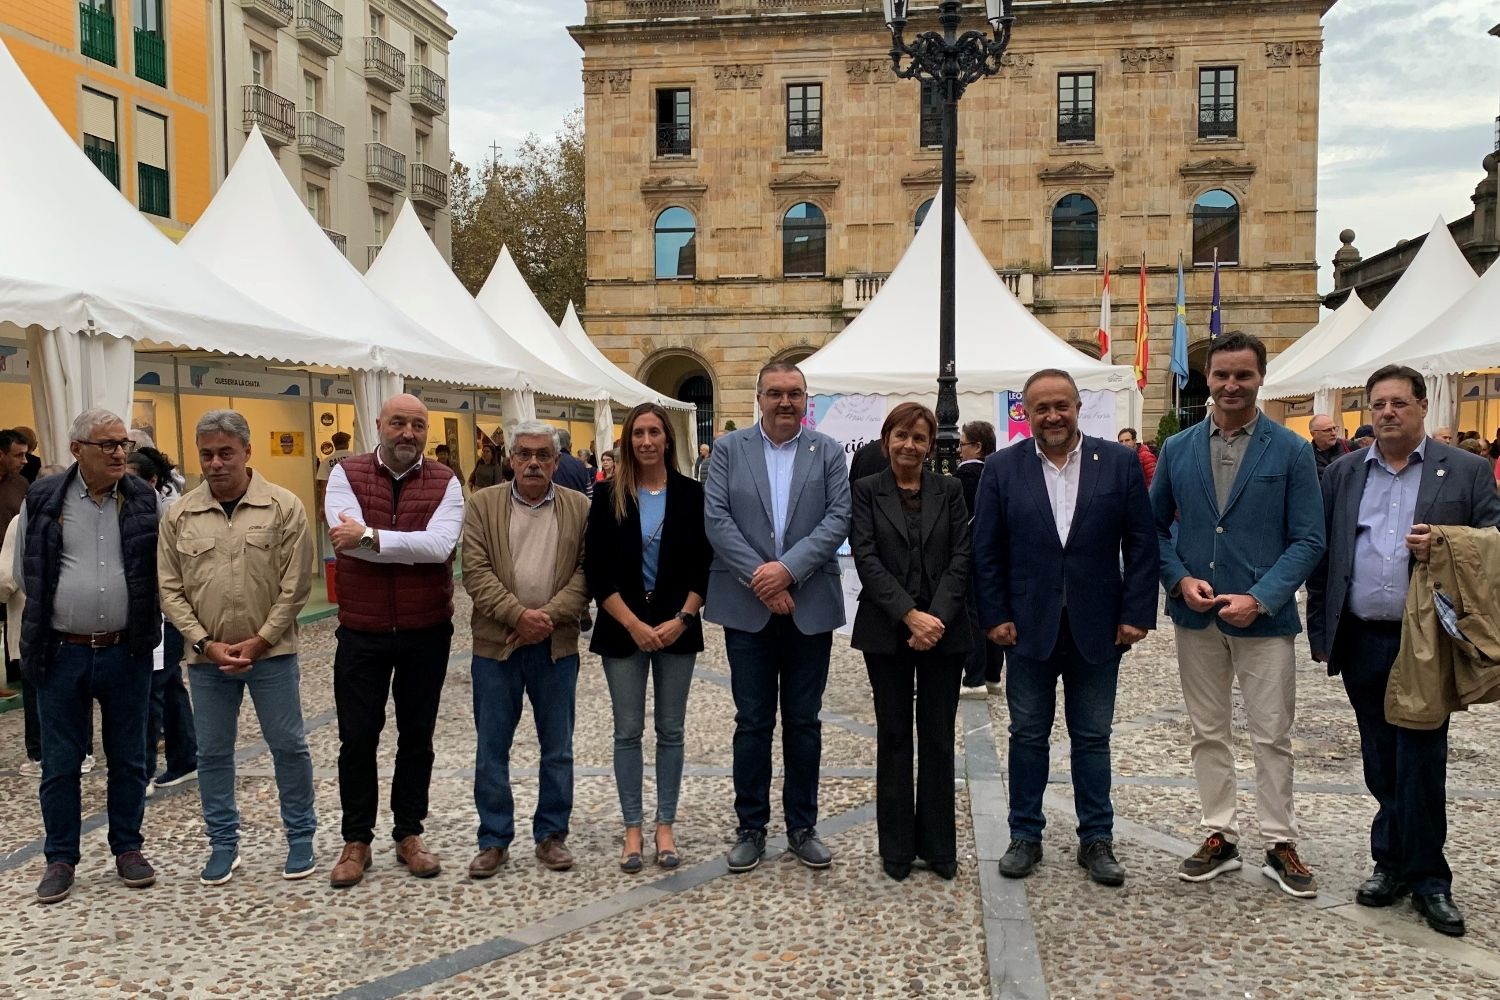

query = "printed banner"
[804,393,887,471]
[1000,391,1029,444]
[997,389,1120,446]
[315,377,356,401]
[408,385,474,411]
[0,339,27,383]
[182,364,309,398]
[268,431,306,457]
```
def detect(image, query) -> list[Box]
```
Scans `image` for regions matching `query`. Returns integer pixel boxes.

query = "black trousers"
[863,649,963,865]
[962,589,1003,687]
[1334,616,1452,896]
[334,622,453,844]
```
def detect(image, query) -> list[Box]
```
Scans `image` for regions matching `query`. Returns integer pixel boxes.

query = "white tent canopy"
[1263,218,1480,401]
[1354,254,1500,384]
[1262,293,1372,415]
[365,202,604,425]
[0,39,352,458]
[801,197,1138,420]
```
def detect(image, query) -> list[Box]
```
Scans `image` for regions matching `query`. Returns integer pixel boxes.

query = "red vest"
[334,452,455,632]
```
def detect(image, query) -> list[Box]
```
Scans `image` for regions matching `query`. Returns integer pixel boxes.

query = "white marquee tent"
[182,130,531,450]
[365,202,605,428]
[1385,257,1500,382]
[0,39,359,459]
[1261,292,1372,417]
[800,197,1139,434]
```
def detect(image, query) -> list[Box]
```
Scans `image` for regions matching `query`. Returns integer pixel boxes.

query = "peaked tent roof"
[1262,292,1371,387]
[0,39,354,364]
[1263,218,1480,400]
[801,198,1136,396]
[365,203,602,401]
[182,129,525,388]
[559,302,693,411]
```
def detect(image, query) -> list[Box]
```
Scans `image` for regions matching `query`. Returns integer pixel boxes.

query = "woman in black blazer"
[956,420,1003,698]
[849,402,973,882]
[584,403,710,873]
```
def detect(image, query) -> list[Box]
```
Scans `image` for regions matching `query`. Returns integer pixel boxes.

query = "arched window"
[915,197,934,230]
[1193,189,1240,266]
[1050,193,1098,269]
[654,206,696,280]
[782,202,826,277]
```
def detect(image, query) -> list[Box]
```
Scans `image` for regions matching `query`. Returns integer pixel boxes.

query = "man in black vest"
[13,408,161,903]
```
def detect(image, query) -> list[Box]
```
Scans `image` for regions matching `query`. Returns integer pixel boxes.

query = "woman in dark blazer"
[584,403,710,873]
[956,420,1003,698]
[850,402,972,882]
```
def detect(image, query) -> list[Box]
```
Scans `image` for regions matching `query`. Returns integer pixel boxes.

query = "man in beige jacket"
[461,420,589,878]
[158,410,315,888]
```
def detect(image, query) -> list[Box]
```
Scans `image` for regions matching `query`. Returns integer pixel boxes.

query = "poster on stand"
[996,389,1120,446]
[804,393,888,471]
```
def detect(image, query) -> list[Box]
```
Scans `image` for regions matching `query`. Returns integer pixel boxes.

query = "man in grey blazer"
[1308,364,1500,938]
[704,361,852,873]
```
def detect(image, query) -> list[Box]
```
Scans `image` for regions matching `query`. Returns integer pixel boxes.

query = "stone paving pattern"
[2,592,1500,998]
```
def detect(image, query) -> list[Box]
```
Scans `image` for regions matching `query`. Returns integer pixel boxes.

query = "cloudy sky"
[445,0,1499,293]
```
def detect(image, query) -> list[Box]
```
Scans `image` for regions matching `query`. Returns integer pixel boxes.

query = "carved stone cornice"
[1264,42,1294,68]
[582,70,606,95]
[999,52,1034,78]
[1295,41,1323,66]
[846,58,890,84]
[1179,157,1257,182]
[901,164,975,189]
[640,174,708,211]
[769,170,840,197]
[607,68,633,93]
[1038,160,1116,186]
[713,64,764,90]
[1120,46,1175,73]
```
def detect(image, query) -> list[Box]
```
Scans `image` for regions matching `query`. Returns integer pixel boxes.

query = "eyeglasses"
[512,449,555,463]
[759,389,806,404]
[77,439,135,455]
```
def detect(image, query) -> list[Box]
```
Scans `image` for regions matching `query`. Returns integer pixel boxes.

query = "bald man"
[1309,414,1349,481]
[323,394,465,887]
[1434,427,1454,446]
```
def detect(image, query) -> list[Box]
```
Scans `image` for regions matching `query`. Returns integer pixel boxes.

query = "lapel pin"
[1092,453,1099,461]
[1437,469,1446,478]
[809,445,816,452]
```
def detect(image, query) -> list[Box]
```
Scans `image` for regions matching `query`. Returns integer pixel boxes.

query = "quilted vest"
[334,452,455,632]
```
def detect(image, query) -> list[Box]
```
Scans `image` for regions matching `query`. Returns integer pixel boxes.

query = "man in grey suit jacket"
[1307,365,1500,938]
[704,361,851,873]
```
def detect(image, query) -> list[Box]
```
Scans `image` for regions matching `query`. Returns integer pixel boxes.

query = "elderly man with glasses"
[11,409,161,903]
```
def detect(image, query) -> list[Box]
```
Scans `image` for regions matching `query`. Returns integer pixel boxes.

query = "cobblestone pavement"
[3,593,1500,999]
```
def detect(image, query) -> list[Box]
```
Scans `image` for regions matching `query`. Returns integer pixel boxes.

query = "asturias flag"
[1133,256,1149,390]
[1096,256,1112,363]
[1171,253,1190,391]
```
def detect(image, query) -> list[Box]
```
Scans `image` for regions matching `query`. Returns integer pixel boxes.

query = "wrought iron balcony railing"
[1057,111,1095,143]
[79,2,116,64]
[409,65,446,116]
[294,0,342,55]
[138,163,169,216]
[133,28,165,85]
[365,141,406,191]
[84,142,119,187]
[297,110,345,165]
[243,85,296,145]
[322,228,348,257]
[655,122,690,157]
[241,0,293,27]
[787,117,822,153]
[1198,107,1237,139]
[410,162,448,207]
[919,116,943,149]
[367,245,383,269]
[363,36,405,92]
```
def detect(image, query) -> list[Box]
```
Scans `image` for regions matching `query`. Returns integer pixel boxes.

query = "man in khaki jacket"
[461,420,588,878]
[158,410,316,887]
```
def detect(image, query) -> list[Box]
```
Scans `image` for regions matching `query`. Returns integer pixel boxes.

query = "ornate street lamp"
[881,0,1015,473]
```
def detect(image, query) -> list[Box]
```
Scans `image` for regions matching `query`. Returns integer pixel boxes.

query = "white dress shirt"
[323,453,464,565]
[759,423,803,559]
[1035,434,1084,546]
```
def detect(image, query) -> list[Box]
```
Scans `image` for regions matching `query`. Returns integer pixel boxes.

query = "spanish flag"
[1133,255,1149,390]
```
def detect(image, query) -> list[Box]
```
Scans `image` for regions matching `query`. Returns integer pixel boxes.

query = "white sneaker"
[18,759,41,778]
[80,754,95,774]
[960,684,989,700]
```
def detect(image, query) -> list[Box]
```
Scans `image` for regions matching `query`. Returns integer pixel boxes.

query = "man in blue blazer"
[703,361,851,873]
[973,370,1158,886]
[1307,365,1500,938]
[1150,331,1326,899]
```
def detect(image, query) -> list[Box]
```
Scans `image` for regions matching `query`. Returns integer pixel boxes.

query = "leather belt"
[62,631,125,648]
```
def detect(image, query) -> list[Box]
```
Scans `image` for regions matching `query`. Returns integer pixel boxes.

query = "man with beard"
[324,394,464,887]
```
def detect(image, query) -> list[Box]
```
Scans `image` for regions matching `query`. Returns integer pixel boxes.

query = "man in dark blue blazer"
[1308,365,1500,938]
[1150,332,1326,899]
[973,369,1158,886]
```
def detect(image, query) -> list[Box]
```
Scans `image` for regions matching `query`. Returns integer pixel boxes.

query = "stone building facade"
[570,0,1334,436]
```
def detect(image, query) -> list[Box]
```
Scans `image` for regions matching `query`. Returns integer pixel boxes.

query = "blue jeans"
[472,645,579,848]
[1006,614,1119,844]
[148,622,197,780]
[35,642,152,864]
[189,654,316,851]
[724,617,832,833]
[601,650,696,826]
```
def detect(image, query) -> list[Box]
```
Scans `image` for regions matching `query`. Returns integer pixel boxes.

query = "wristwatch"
[674,611,697,625]
[1255,599,1271,617]
[357,526,376,550]
[192,637,210,656]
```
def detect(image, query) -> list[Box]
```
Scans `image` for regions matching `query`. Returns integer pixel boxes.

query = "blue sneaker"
[283,843,316,881]
[200,848,241,886]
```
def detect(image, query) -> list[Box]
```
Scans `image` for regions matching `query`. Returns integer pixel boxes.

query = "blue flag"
[1171,255,1190,391]
[1209,250,1223,338]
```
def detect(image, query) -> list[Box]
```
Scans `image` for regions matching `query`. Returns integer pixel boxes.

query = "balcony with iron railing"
[322,228,348,257]
[410,162,448,207]
[297,110,345,165]
[787,117,822,153]
[367,245,383,268]
[84,142,119,188]
[844,269,1033,311]
[365,141,406,191]
[1198,106,1237,139]
[241,0,292,27]
[363,36,405,92]
[655,122,690,157]
[294,0,342,55]
[1057,111,1095,144]
[919,116,943,149]
[409,64,447,116]
[133,28,165,85]
[243,85,296,145]
[138,163,169,216]
[79,2,116,65]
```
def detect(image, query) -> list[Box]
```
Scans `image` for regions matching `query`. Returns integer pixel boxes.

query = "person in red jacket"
[323,394,464,887]
[1117,428,1156,487]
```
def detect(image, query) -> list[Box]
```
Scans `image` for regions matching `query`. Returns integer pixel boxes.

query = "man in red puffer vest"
[322,394,464,888]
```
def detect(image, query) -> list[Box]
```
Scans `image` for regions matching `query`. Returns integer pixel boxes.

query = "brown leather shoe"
[468,847,508,879]
[329,842,371,888]
[395,835,442,878]
[535,835,574,871]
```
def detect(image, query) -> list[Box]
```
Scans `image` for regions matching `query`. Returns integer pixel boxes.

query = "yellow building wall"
[2,0,215,233]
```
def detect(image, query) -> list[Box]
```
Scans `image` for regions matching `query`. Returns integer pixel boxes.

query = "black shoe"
[115,850,156,889]
[998,838,1042,879]
[36,862,74,904]
[787,827,833,869]
[1077,839,1126,887]
[1355,871,1410,908]
[928,860,958,881]
[1412,893,1466,937]
[726,830,766,873]
[882,859,911,881]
